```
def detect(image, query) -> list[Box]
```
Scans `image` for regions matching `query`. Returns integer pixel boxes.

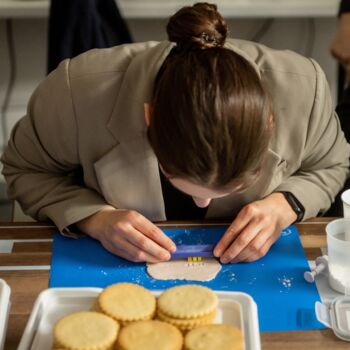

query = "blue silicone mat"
[50,225,324,332]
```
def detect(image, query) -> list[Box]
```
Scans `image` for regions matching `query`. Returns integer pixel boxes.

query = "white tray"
[0,279,11,350]
[18,288,261,350]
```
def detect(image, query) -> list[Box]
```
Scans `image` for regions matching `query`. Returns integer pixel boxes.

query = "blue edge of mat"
[50,225,324,332]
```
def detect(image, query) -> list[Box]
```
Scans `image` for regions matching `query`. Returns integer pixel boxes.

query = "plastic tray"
[18,288,261,350]
[0,279,11,350]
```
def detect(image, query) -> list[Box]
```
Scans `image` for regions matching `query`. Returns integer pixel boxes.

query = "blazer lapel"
[94,135,166,221]
[93,42,175,221]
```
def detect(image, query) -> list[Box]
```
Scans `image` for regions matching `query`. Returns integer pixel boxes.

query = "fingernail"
[169,244,176,253]
[213,248,221,257]
[162,252,171,260]
[221,257,229,264]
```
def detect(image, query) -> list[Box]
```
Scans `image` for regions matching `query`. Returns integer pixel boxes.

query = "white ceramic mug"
[341,189,350,219]
[341,189,350,242]
[325,219,350,294]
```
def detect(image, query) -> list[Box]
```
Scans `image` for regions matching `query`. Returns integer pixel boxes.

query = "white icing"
[147,258,222,282]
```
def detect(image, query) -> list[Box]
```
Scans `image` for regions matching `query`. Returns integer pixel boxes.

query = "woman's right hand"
[76,206,176,263]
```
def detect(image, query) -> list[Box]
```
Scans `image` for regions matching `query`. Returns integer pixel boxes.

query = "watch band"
[278,191,305,223]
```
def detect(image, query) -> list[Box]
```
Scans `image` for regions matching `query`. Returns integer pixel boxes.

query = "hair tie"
[198,32,219,47]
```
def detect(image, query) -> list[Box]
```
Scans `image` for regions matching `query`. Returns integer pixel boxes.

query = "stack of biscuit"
[156,284,218,332]
[52,282,243,350]
[97,283,156,325]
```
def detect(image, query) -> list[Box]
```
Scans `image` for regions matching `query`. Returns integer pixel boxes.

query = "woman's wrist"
[266,192,298,227]
[75,205,116,238]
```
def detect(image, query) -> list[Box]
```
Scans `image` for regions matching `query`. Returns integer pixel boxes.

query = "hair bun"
[167,2,228,50]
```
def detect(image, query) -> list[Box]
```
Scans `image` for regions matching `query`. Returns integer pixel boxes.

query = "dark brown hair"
[148,2,272,189]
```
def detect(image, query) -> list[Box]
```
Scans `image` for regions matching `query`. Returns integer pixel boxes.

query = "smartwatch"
[278,191,305,223]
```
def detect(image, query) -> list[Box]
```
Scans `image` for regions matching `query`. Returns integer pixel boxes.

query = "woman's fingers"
[102,235,164,263]
[233,231,279,263]
[215,193,299,264]
[218,217,263,263]
[77,208,176,263]
[132,212,176,252]
[122,224,172,261]
[112,218,171,261]
[213,205,256,257]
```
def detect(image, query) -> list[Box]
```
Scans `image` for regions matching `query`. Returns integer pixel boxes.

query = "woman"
[2,3,349,264]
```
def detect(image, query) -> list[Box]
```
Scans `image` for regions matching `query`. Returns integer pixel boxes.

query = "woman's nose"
[192,197,212,208]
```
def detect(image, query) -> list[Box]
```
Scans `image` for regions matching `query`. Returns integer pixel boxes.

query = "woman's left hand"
[213,192,297,263]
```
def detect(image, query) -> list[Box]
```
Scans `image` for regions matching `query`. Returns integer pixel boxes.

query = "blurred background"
[0,0,342,221]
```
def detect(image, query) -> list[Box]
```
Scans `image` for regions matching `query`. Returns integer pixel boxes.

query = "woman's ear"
[144,103,153,127]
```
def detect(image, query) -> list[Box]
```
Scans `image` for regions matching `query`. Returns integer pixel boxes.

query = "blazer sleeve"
[1,59,108,233]
[274,59,350,219]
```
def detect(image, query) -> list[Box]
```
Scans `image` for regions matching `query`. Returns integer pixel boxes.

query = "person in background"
[48,0,132,73]
[2,3,349,264]
[331,0,350,86]
[326,0,350,216]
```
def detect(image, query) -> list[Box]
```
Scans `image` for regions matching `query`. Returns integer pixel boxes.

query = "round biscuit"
[117,320,183,350]
[184,324,243,350]
[158,285,217,319]
[98,283,156,322]
[54,311,119,350]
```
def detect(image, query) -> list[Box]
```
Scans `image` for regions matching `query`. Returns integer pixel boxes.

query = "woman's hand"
[330,13,350,83]
[213,193,297,263]
[76,206,176,263]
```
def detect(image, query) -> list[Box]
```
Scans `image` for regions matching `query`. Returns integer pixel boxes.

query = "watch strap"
[278,191,305,223]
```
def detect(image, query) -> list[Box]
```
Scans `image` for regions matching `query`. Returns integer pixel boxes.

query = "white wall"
[0,15,339,193]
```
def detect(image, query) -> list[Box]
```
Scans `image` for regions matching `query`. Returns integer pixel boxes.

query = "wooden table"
[1,218,349,349]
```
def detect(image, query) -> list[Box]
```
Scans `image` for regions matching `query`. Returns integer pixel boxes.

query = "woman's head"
[147,2,272,201]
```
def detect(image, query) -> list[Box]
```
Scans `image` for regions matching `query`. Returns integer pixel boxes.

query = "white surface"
[310,260,343,304]
[325,220,350,294]
[18,287,261,350]
[0,279,11,350]
[341,190,350,241]
[316,296,350,342]
[0,241,13,253]
[310,260,350,340]
[0,0,340,18]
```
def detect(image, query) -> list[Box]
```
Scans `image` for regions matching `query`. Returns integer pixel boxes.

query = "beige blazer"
[2,40,349,233]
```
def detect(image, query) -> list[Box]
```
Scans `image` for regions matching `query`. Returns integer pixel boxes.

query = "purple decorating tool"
[170,244,215,261]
